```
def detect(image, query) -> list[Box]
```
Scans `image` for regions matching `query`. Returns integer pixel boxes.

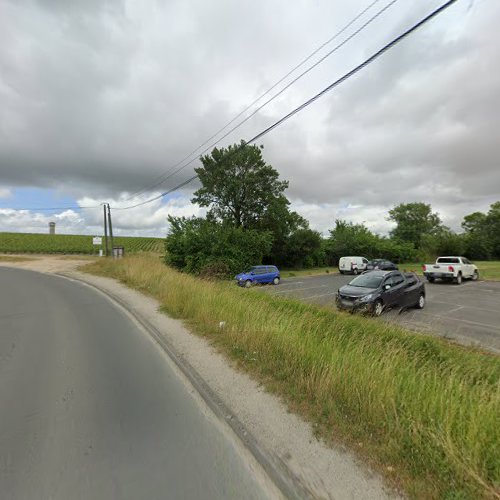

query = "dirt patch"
[0,254,96,273]
[0,255,36,263]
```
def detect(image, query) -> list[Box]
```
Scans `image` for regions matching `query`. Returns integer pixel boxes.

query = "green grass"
[82,254,500,499]
[469,261,500,281]
[0,232,164,254]
[398,261,500,281]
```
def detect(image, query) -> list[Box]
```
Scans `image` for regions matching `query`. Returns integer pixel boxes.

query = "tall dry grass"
[83,254,500,499]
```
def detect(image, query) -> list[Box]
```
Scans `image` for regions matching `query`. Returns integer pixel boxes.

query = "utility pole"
[103,204,109,256]
[107,203,114,256]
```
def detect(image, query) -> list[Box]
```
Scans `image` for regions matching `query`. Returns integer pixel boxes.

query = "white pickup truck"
[422,256,478,284]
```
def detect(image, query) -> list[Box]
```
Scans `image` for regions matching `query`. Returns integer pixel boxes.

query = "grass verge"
[469,261,500,281]
[82,254,500,499]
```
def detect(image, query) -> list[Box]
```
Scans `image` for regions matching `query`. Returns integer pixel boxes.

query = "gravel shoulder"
[0,256,400,499]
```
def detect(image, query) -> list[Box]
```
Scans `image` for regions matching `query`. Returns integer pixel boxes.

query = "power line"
[114,0,458,212]
[124,0,401,203]
[112,176,198,210]
[121,0,390,202]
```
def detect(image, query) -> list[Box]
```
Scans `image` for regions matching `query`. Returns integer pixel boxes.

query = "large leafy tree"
[461,210,491,259]
[388,202,442,248]
[462,202,500,259]
[462,212,487,233]
[257,197,309,265]
[192,141,314,267]
[192,141,289,229]
[485,202,500,258]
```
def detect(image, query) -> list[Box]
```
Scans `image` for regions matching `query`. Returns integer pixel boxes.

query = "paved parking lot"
[258,273,500,354]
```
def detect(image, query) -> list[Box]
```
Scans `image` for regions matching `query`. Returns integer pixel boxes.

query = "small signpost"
[92,236,103,256]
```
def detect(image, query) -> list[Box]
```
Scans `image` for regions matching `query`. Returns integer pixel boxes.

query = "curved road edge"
[55,271,311,500]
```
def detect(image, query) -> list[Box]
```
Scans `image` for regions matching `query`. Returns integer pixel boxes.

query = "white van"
[338,256,368,275]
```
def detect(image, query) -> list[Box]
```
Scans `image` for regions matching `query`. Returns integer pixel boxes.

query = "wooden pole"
[107,204,114,257]
[103,204,109,257]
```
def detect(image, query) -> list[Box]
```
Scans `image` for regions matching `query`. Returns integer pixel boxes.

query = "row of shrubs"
[165,217,486,278]
[165,218,418,278]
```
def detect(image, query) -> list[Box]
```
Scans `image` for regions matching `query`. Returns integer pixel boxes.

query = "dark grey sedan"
[336,270,425,316]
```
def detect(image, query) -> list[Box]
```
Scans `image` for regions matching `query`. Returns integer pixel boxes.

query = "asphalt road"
[260,273,500,353]
[0,267,274,500]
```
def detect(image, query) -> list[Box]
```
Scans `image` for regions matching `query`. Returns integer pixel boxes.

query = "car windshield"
[349,274,384,288]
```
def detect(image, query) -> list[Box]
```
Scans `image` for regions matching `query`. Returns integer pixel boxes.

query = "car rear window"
[437,257,460,264]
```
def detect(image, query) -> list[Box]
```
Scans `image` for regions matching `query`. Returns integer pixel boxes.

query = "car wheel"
[455,273,462,285]
[373,300,384,317]
[427,277,435,283]
[471,270,479,281]
[273,277,280,285]
[245,280,252,288]
[415,294,425,309]
[339,270,344,275]
[353,268,359,275]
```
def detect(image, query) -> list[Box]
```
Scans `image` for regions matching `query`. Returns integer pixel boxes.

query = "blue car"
[235,265,280,287]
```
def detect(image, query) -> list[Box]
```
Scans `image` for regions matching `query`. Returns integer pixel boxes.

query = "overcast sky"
[0,0,498,237]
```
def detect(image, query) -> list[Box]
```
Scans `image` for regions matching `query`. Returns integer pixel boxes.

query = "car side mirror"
[384,284,391,290]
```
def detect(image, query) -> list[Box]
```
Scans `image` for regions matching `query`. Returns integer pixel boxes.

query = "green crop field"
[0,232,164,255]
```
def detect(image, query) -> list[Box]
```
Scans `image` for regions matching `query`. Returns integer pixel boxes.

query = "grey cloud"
[0,0,498,235]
